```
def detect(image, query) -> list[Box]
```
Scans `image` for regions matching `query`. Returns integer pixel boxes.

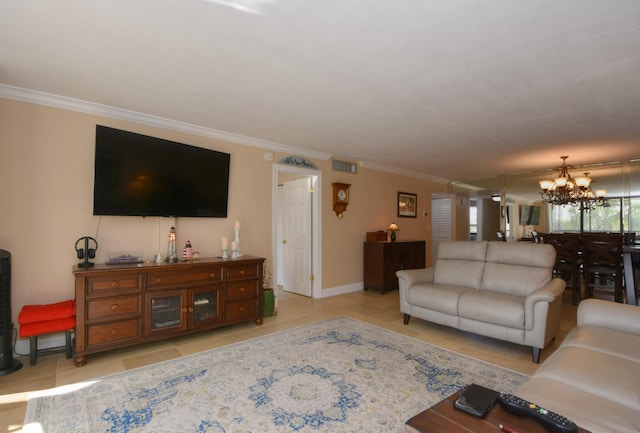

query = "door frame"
[272,164,323,299]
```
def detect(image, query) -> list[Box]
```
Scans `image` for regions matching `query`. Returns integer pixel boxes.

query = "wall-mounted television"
[93,125,230,218]
[519,204,541,225]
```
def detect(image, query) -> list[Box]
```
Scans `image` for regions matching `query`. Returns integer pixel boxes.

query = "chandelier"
[538,156,607,209]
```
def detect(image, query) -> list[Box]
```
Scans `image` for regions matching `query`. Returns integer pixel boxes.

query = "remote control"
[497,393,578,433]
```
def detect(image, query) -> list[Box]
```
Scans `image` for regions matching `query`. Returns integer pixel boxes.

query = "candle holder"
[221,249,229,259]
[233,228,243,257]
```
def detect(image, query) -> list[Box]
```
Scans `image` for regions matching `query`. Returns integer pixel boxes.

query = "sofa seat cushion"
[458,290,524,328]
[529,345,640,412]
[406,284,471,316]
[561,325,640,363]
[517,377,640,433]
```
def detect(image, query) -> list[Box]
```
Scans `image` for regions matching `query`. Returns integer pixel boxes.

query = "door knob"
[282,240,287,245]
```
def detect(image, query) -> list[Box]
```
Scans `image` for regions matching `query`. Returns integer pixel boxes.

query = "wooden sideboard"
[363,241,426,294]
[72,256,264,366]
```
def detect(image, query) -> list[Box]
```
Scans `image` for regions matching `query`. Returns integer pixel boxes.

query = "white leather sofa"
[517,299,640,433]
[396,240,565,362]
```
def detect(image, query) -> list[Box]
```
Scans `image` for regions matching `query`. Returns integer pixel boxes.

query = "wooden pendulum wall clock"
[332,182,351,218]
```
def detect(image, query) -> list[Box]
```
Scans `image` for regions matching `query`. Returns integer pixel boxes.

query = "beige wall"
[0,97,444,323]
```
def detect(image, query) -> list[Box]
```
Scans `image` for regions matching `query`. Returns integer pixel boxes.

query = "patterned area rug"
[24,316,528,433]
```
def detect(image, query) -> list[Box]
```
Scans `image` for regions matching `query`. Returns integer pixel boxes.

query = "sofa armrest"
[396,268,434,289]
[577,298,640,335]
[523,278,565,330]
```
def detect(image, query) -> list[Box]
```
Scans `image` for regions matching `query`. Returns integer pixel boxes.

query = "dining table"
[623,244,640,306]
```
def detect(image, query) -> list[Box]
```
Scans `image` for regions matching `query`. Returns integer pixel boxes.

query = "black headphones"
[75,236,98,259]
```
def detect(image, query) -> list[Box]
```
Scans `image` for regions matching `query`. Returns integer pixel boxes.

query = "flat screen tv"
[519,204,541,226]
[93,125,230,217]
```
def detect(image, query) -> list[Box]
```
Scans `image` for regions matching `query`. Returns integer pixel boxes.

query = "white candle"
[231,241,238,251]
[221,237,229,250]
[234,221,240,230]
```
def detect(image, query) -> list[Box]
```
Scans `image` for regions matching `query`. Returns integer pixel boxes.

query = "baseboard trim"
[320,282,363,298]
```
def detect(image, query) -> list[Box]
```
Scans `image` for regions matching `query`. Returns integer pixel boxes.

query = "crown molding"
[0,84,332,161]
[358,160,451,184]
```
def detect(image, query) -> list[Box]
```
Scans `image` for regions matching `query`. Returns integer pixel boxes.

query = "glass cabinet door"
[191,285,220,327]
[148,291,184,332]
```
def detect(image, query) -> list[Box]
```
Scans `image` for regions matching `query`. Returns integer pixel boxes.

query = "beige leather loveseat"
[396,240,565,362]
[517,299,640,433]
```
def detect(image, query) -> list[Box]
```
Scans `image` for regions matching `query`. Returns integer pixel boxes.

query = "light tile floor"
[0,289,579,432]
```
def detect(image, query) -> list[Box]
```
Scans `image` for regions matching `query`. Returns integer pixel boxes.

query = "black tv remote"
[497,393,578,433]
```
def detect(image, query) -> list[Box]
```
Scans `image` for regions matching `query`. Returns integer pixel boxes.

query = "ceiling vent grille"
[332,159,357,174]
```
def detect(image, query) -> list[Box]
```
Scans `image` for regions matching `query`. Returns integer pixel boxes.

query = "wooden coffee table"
[405,388,590,433]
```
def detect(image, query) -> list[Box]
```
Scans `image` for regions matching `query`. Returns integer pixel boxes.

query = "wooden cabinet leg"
[73,355,87,367]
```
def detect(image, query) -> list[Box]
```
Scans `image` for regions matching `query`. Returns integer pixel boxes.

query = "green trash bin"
[263,288,275,317]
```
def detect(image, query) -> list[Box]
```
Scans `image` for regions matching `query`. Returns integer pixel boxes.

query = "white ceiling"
[2,1,640,192]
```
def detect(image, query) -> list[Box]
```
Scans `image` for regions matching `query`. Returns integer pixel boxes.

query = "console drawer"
[86,275,141,295]
[225,298,258,321]
[86,295,141,321]
[147,267,222,289]
[226,280,259,300]
[226,264,259,280]
[86,318,141,346]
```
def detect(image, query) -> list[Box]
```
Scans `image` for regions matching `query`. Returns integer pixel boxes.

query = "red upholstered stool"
[18,300,76,366]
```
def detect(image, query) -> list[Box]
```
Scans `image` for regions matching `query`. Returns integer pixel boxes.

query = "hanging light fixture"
[538,156,606,208]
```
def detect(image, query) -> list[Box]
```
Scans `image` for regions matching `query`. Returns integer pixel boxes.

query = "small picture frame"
[398,192,417,218]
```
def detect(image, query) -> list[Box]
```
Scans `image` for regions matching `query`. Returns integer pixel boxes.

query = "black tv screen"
[93,125,230,217]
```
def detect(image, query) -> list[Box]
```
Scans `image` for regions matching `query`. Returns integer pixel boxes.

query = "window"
[469,200,477,240]
[624,197,640,234]
[550,197,639,233]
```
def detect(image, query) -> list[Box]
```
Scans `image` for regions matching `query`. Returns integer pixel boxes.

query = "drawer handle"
[155,277,162,284]
[240,287,246,292]
[240,270,246,276]
[188,307,194,313]
[111,328,119,336]
[111,281,119,288]
[239,306,245,312]
[209,272,216,278]
[182,307,188,313]
[111,304,119,311]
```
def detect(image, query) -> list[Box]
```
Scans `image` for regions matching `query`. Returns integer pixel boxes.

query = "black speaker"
[75,237,98,268]
[0,249,23,376]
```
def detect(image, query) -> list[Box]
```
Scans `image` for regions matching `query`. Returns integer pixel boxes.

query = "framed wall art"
[397,192,417,218]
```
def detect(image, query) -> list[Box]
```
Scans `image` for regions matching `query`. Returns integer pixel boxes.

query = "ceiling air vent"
[332,159,357,174]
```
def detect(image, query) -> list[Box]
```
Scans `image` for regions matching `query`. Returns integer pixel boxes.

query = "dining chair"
[582,233,624,303]
[543,233,582,305]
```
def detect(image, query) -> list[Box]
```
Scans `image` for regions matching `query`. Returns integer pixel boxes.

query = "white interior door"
[431,197,452,264]
[282,177,313,297]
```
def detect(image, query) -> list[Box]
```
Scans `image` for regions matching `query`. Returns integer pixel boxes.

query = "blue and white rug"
[24,316,528,433]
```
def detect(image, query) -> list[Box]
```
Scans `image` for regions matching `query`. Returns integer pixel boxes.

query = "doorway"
[272,164,323,302]
[431,196,452,263]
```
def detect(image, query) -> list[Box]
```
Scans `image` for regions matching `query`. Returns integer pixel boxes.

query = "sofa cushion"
[518,377,640,433]
[530,345,640,412]
[481,242,555,296]
[434,241,488,289]
[458,290,524,328]
[560,325,640,363]
[486,241,556,268]
[406,283,471,315]
[481,263,553,297]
